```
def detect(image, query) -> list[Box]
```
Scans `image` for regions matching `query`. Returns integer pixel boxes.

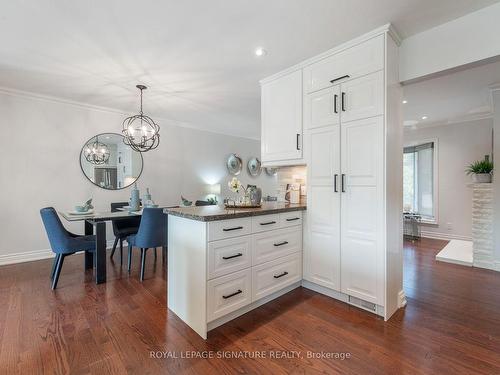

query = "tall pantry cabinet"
[260,25,404,320]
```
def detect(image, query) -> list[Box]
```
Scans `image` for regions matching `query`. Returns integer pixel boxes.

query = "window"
[403,141,437,223]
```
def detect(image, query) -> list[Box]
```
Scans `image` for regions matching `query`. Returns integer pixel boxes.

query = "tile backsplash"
[273,165,307,201]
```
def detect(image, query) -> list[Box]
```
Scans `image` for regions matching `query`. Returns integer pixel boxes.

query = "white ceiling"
[0,0,498,139]
[403,59,500,129]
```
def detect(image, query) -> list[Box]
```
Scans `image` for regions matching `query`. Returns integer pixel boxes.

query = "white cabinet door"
[304,86,340,130]
[303,35,384,93]
[261,70,303,164]
[340,116,384,305]
[304,125,341,291]
[340,71,384,123]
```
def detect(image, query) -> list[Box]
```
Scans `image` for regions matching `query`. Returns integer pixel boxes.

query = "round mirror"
[80,133,143,190]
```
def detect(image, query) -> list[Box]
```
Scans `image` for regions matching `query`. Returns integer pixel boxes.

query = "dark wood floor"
[1,238,499,374]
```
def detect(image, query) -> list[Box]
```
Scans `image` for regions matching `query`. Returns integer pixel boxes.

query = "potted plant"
[466,157,493,183]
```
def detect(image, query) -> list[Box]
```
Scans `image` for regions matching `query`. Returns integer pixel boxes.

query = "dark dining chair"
[110,202,141,264]
[127,207,166,281]
[40,207,96,290]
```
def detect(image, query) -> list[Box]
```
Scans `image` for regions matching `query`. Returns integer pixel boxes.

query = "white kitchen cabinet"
[260,70,303,166]
[304,126,341,291]
[303,34,384,94]
[340,116,384,305]
[340,71,384,123]
[304,85,340,130]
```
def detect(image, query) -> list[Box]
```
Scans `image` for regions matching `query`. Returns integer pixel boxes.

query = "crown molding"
[260,23,395,85]
[404,113,493,131]
[0,86,260,141]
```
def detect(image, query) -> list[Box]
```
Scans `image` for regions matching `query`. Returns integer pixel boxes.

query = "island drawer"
[279,211,303,228]
[207,269,252,322]
[251,214,281,233]
[252,252,302,301]
[208,217,252,241]
[252,226,302,265]
[207,236,252,279]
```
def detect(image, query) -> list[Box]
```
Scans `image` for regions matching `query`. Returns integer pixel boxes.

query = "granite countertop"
[164,201,307,222]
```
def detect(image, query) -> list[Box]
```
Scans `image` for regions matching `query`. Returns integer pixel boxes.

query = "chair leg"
[50,254,60,280]
[110,237,119,258]
[120,239,123,265]
[162,246,167,264]
[128,246,132,273]
[51,254,65,290]
[154,247,157,262]
[140,248,147,282]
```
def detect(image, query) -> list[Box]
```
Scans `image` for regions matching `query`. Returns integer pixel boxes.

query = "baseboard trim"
[397,290,407,308]
[301,280,385,318]
[420,231,472,242]
[0,240,117,266]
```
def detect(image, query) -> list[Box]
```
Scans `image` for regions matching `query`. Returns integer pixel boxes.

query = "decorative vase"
[248,187,262,206]
[129,183,141,211]
[473,173,492,183]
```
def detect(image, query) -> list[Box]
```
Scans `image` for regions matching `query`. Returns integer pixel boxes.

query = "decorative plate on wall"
[247,157,262,177]
[264,167,278,176]
[226,154,242,175]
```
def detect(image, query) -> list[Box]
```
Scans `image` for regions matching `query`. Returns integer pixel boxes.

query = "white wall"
[0,89,277,264]
[400,2,500,83]
[404,119,493,240]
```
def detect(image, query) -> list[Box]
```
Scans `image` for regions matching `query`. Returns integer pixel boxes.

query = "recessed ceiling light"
[255,47,267,57]
[421,116,428,120]
[402,100,408,104]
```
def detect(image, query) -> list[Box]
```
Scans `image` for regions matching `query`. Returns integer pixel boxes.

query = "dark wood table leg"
[94,221,107,284]
[84,220,93,270]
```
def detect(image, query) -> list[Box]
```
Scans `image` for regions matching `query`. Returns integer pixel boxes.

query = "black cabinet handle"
[223,226,243,232]
[222,253,243,260]
[273,241,289,247]
[296,133,301,150]
[286,217,300,222]
[341,92,346,111]
[334,94,338,114]
[329,74,350,84]
[260,221,276,226]
[341,174,346,193]
[274,271,289,279]
[222,289,242,299]
[334,174,339,193]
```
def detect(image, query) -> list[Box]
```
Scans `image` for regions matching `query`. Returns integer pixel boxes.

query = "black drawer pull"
[260,221,277,226]
[273,241,289,247]
[334,94,338,114]
[274,271,289,279]
[222,289,242,299]
[222,253,243,260]
[341,92,346,112]
[329,74,350,84]
[286,217,300,222]
[223,226,243,232]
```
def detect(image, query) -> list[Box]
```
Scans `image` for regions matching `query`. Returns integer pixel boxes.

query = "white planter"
[472,173,492,183]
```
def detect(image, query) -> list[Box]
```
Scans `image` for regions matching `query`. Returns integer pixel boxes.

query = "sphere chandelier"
[122,85,160,152]
[83,135,110,165]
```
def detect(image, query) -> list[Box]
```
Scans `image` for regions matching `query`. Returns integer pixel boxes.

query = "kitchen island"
[164,202,306,339]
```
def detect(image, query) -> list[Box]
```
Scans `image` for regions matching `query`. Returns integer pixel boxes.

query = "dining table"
[58,208,166,284]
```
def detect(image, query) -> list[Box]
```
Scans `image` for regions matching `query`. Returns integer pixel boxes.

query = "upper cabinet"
[303,35,384,94]
[261,70,303,166]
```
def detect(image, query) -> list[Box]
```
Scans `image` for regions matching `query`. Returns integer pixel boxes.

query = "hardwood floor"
[1,238,499,374]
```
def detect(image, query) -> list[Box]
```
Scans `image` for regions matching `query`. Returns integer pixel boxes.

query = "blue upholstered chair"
[127,207,166,281]
[110,202,141,264]
[40,207,96,289]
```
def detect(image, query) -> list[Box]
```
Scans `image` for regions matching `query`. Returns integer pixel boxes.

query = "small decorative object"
[122,85,160,153]
[181,196,193,207]
[225,178,261,208]
[265,167,278,176]
[83,135,110,165]
[75,198,93,213]
[287,183,301,204]
[226,154,242,175]
[247,157,262,177]
[129,183,141,212]
[466,156,493,183]
[207,196,218,205]
[248,186,262,206]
